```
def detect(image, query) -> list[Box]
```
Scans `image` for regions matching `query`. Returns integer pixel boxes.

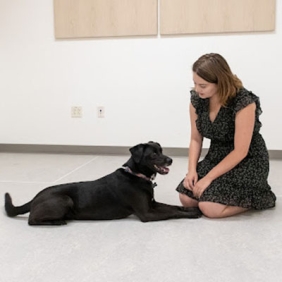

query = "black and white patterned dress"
[176,88,276,210]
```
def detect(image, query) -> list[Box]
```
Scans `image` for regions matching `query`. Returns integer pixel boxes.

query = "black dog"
[5,142,201,225]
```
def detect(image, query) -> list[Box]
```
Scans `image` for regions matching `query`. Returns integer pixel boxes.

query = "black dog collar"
[121,166,157,188]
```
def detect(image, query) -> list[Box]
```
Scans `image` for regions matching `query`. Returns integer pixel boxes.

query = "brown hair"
[192,53,243,106]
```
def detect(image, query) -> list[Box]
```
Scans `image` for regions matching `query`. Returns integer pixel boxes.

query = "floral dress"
[176,88,276,209]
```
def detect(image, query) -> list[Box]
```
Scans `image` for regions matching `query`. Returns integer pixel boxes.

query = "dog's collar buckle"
[122,166,157,187]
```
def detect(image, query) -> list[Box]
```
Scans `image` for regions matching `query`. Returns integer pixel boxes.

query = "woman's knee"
[198,202,226,218]
[199,202,249,218]
[179,193,199,207]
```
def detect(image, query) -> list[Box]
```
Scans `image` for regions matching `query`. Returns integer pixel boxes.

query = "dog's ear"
[129,144,145,163]
[148,141,161,147]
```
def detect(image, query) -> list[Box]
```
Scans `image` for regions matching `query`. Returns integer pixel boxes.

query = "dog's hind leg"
[28,195,74,226]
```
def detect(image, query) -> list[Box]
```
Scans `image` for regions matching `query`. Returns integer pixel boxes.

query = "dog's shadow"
[3,209,139,227]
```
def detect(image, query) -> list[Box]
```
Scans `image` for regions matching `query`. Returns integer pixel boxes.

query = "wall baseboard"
[0,144,282,159]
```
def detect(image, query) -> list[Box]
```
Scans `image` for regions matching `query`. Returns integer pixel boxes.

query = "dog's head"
[129,141,172,176]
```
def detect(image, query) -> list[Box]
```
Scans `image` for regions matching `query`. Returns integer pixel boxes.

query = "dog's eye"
[151,153,157,159]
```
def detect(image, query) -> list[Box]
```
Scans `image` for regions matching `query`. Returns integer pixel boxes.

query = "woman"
[176,53,276,218]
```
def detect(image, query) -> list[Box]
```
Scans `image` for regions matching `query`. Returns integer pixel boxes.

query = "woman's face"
[193,72,218,99]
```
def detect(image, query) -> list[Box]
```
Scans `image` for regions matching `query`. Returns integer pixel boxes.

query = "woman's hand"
[192,177,212,198]
[183,171,198,191]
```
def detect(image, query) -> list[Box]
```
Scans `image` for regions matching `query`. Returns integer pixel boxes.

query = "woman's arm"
[205,102,256,182]
[183,103,203,190]
[188,103,203,172]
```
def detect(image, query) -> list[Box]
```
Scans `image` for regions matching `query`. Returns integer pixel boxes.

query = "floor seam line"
[52,156,99,184]
[0,181,52,184]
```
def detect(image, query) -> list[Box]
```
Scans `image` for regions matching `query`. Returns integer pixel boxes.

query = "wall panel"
[160,0,276,35]
[54,0,158,38]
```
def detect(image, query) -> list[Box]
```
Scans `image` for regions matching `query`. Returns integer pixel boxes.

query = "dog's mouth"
[154,165,170,174]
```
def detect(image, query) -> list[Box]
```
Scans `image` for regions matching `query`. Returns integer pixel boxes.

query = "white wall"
[0,0,281,149]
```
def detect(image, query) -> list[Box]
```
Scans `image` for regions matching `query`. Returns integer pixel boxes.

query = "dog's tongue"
[161,166,169,174]
[154,165,170,174]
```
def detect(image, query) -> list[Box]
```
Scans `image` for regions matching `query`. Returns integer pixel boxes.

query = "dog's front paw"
[180,207,202,218]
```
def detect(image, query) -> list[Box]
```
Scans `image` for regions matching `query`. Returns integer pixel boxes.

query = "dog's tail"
[5,193,31,217]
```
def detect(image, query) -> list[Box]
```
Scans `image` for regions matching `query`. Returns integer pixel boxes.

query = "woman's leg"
[179,193,199,207]
[199,202,249,218]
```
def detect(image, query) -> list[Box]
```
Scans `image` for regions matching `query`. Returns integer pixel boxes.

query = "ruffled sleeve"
[233,88,262,131]
[234,88,262,114]
[190,90,205,115]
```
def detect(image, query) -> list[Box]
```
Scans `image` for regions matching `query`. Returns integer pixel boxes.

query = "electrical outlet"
[97,106,105,118]
[71,106,82,118]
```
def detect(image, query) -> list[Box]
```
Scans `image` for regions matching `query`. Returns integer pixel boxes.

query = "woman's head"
[192,53,243,105]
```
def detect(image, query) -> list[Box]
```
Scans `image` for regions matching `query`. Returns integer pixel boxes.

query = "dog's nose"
[166,157,173,165]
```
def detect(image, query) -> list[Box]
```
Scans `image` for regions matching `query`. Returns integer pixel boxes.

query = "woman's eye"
[194,83,206,89]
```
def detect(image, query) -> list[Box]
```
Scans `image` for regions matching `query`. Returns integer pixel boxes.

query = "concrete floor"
[0,152,281,282]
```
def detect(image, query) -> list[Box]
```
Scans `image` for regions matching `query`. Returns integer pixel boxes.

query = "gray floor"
[0,152,281,282]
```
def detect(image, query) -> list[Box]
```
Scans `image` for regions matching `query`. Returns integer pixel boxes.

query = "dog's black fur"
[5,142,201,225]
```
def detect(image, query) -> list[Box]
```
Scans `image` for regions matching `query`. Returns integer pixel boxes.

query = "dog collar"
[121,166,157,188]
